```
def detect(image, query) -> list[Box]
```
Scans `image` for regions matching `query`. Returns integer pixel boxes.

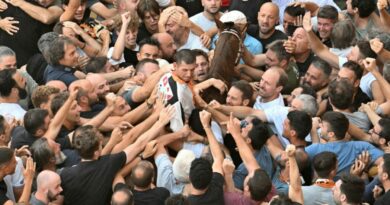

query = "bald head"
[258,2,279,35]
[46,80,67,92]
[69,79,98,104]
[36,170,61,190]
[152,32,176,61]
[130,161,154,189]
[86,73,109,99]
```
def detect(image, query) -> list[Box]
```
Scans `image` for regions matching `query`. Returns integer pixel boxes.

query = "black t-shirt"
[296,52,314,77]
[120,48,139,68]
[80,103,105,119]
[375,190,390,205]
[10,126,37,149]
[0,180,9,205]
[248,26,288,53]
[188,172,224,205]
[316,31,332,48]
[56,126,74,150]
[137,23,152,43]
[229,0,270,30]
[60,152,126,205]
[175,0,203,17]
[133,187,170,205]
[0,0,52,67]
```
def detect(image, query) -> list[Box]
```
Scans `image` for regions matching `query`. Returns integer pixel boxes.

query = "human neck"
[0,96,19,104]
[260,93,279,103]
[134,185,152,192]
[177,29,190,48]
[294,51,311,63]
[289,138,306,147]
[354,15,369,29]
[63,120,75,131]
[259,28,275,40]
[203,11,219,21]
[79,103,91,112]
[190,184,207,196]
[35,191,49,204]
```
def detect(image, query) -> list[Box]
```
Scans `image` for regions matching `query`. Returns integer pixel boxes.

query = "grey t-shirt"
[302,185,336,205]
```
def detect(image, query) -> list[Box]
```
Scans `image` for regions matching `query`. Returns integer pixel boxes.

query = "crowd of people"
[0,0,390,204]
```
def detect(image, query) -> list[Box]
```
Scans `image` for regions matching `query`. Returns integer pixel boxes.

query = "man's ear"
[136,53,141,61]
[0,134,5,142]
[280,59,288,69]
[242,99,250,106]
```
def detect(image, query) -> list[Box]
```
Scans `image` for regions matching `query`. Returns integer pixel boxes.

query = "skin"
[317,17,335,40]
[58,43,79,68]
[173,61,196,83]
[143,11,159,33]
[258,69,281,100]
[194,55,209,82]
[226,86,244,106]
[137,44,159,61]
[0,55,17,70]
[258,3,279,36]
[303,64,328,91]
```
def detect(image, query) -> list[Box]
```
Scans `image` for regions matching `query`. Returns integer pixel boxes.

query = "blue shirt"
[233,146,274,190]
[44,64,77,86]
[305,141,383,176]
[211,33,263,64]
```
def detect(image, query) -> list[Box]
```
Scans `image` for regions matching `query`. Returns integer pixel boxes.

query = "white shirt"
[190,12,216,32]
[264,105,290,147]
[253,94,285,110]
[0,103,26,121]
[179,31,209,53]
[360,72,376,100]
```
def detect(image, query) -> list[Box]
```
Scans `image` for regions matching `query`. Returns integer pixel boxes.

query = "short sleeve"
[11,157,24,187]
[338,57,348,69]
[155,154,175,189]
[107,47,125,66]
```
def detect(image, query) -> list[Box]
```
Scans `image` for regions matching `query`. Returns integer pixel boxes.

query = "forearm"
[365,108,381,127]
[120,102,152,125]
[59,0,79,22]
[133,70,167,102]
[307,30,339,68]
[348,123,371,142]
[288,155,303,204]
[232,132,260,172]
[101,138,118,155]
[44,96,74,140]
[219,105,255,119]
[98,36,111,56]
[266,135,284,159]
[379,10,390,31]
[112,157,140,190]
[241,65,264,81]
[242,47,260,67]
[206,107,229,125]
[371,82,385,104]
[18,179,33,204]
[157,131,183,146]
[19,2,61,24]
[189,21,204,36]
[371,69,390,101]
[111,28,126,60]
[205,127,224,162]
[85,106,114,128]
[100,70,128,82]
[310,128,320,144]
[305,2,319,16]
[224,173,236,192]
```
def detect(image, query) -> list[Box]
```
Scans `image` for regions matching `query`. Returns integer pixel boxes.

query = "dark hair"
[339,174,365,204]
[328,79,353,110]
[135,58,159,73]
[73,125,101,159]
[312,57,332,77]
[0,115,5,135]
[267,40,291,62]
[287,110,312,141]
[356,40,377,59]
[269,194,301,205]
[313,151,337,178]
[62,0,87,6]
[299,84,317,99]
[85,57,108,74]
[47,36,74,66]
[51,92,69,115]
[130,160,154,189]
[317,5,338,21]
[351,0,376,18]
[379,118,390,144]
[189,158,212,190]
[248,169,272,201]
[274,68,288,87]
[24,109,49,136]
[284,5,305,17]
[322,111,349,140]
[174,49,196,65]
[0,147,14,167]
[137,0,160,20]
[342,60,363,80]
[192,49,209,63]
[30,138,55,172]
[165,195,189,205]
[231,80,253,101]
[111,188,134,205]
[383,154,390,177]
[52,22,64,35]
[0,68,17,97]
[248,119,271,150]
[331,20,356,49]
[139,38,160,51]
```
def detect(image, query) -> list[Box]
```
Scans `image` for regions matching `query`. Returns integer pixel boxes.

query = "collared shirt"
[44,64,77,86]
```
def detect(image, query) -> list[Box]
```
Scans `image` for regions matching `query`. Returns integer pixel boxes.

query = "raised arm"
[43,88,77,140]
[131,68,169,103]
[7,0,63,24]
[377,0,390,32]
[123,105,175,163]
[59,0,79,22]
[111,12,130,61]
[17,157,35,204]
[200,110,224,174]
[89,2,117,19]
[213,102,267,122]
[227,113,260,173]
[302,11,339,68]
[242,46,266,67]
[286,145,304,204]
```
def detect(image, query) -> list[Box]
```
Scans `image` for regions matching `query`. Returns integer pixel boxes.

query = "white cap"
[220,10,247,24]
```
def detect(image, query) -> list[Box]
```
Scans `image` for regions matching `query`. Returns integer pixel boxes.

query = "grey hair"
[38,32,59,64]
[384,61,390,83]
[296,94,318,117]
[0,46,15,62]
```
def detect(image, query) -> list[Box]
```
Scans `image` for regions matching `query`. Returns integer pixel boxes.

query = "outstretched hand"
[302,11,312,32]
